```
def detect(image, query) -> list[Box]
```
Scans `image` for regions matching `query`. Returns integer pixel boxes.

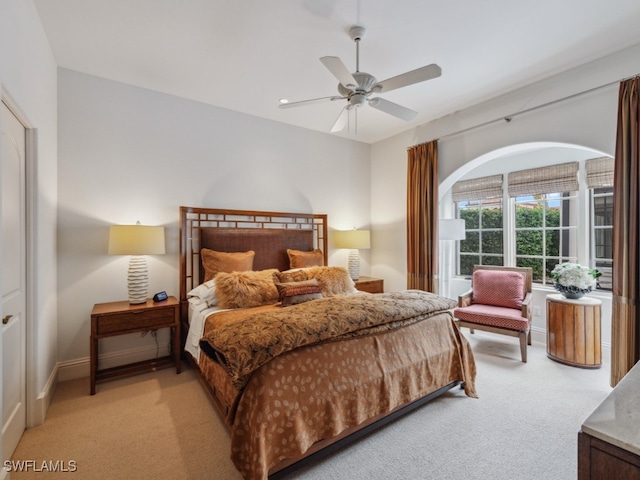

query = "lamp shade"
[439,219,466,241]
[108,224,166,304]
[333,229,371,250]
[108,225,165,255]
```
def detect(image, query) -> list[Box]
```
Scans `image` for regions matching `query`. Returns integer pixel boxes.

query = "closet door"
[1,99,27,462]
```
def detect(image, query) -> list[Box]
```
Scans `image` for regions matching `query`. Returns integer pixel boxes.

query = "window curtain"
[611,76,640,387]
[407,141,438,292]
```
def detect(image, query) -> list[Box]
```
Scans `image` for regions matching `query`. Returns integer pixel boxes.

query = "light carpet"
[10,331,612,479]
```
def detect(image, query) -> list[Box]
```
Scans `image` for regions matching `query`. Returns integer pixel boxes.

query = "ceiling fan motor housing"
[338,72,377,97]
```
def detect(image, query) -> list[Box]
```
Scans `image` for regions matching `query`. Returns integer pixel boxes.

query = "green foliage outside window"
[459,204,563,281]
[459,207,503,275]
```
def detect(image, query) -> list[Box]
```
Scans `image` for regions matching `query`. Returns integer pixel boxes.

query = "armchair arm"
[521,292,532,319]
[458,289,473,307]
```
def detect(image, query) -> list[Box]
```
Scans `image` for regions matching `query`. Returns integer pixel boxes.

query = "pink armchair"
[454,265,533,362]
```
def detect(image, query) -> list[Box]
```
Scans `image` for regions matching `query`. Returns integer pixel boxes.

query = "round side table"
[546,293,601,369]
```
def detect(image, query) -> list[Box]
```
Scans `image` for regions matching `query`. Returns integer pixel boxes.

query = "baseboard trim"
[28,363,59,427]
[57,343,171,382]
[530,327,546,346]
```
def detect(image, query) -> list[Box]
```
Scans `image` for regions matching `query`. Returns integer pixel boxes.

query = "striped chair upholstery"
[454,265,533,362]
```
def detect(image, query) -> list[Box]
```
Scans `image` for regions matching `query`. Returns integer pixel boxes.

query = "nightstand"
[90,296,181,394]
[354,276,384,294]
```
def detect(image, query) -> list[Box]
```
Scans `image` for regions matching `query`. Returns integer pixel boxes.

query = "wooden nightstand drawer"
[355,276,384,294]
[90,297,180,394]
[97,308,175,335]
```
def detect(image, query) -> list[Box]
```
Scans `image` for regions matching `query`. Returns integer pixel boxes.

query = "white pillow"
[187,279,218,307]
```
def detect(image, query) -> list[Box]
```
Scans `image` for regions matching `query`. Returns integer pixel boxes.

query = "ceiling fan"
[279,25,441,133]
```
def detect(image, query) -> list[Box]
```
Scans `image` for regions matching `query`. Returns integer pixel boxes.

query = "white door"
[1,100,27,462]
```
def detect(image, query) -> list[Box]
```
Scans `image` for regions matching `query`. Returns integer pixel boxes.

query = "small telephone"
[153,291,168,302]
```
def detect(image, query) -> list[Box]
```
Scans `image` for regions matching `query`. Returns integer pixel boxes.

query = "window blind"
[452,174,503,202]
[508,162,578,197]
[586,156,614,188]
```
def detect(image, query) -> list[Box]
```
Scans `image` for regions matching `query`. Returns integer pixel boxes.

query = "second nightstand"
[354,276,384,294]
[90,296,181,394]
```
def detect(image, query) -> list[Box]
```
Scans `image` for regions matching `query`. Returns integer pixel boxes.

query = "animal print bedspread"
[199,290,456,390]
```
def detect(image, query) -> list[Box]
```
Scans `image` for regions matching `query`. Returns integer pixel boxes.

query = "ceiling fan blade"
[279,96,344,109]
[368,97,418,121]
[373,63,441,93]
[330,106,349,132]
[320,56,358,90]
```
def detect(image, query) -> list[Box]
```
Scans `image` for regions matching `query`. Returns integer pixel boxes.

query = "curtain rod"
[408,73,639,149]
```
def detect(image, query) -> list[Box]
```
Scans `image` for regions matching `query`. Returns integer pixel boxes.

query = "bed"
[179,206,477,480]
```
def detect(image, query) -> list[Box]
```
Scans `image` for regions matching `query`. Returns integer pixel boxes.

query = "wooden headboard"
[179,206,328,323]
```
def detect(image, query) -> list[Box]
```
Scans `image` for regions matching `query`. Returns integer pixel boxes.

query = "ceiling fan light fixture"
[350,93,367,107]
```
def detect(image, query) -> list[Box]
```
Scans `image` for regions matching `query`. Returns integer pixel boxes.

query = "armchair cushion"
[454,304,529,332]
[472,269,525,309]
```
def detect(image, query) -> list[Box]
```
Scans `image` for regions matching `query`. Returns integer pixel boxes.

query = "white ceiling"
[35,0,640,144]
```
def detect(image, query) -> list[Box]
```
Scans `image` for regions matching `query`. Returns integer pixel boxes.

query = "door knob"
[2,314,13,325]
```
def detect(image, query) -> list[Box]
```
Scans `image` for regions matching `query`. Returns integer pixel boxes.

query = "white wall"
[56,69,371,373]
[0,0,58,431]
[371,42,640,347]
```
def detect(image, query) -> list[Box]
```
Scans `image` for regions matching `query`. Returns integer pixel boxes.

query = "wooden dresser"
[578,361,640,479]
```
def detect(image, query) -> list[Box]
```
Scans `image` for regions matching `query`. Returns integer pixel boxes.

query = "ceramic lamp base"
[347,249,360,281]
[128,255,149,304]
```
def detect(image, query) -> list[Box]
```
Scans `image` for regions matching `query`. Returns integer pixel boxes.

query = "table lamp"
[108,222,166,304]
[334,229,371,281]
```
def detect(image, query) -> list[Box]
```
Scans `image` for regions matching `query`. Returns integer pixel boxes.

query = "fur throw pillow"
[215,269,279,309]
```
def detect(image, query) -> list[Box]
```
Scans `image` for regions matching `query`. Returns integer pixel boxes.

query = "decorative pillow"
[275,268,309,284]
[472,269,525,309]
[287,248,324,269]
[275,279,323,307]
[215,269,279,309]
[304,266,357,297]
[187,279,218,307]
[201,249,255,282]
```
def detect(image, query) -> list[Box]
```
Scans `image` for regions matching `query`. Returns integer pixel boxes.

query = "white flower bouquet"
[550,262,601,298]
